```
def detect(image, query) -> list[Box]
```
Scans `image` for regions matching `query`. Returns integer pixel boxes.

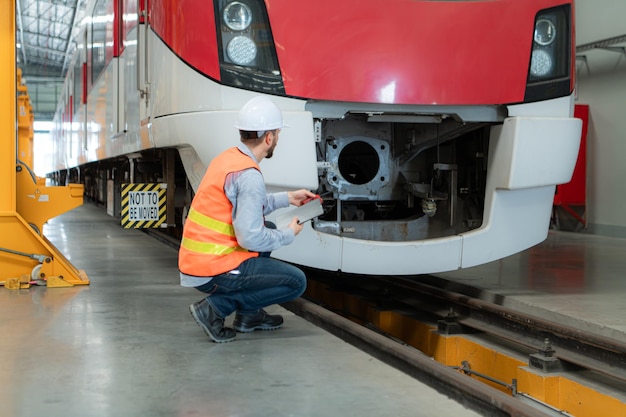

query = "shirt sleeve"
[263,191,290,215]
[226,169,295,252]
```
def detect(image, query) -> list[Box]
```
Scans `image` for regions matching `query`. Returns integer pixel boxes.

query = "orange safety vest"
[178,147,260,276]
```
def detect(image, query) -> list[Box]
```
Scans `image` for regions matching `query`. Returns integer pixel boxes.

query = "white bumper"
[272,116,582,275]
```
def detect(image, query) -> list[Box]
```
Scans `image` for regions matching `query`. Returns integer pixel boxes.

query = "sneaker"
[233,309,284,333]
[189,299,236,343]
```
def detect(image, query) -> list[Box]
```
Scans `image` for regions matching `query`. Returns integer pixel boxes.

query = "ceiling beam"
[576,34,626,53]
[62,0,83,73]
[21,29,69,45]
[24,43,68,58]
[20,63,64,78]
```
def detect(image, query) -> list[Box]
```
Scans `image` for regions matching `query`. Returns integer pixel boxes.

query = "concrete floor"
[436,230,626,344]
[0,204,480,417]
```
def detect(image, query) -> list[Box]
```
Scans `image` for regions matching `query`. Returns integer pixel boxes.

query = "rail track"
[283,268,626,417]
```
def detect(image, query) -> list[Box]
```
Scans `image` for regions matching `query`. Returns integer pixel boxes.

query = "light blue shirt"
[180,144,294,287]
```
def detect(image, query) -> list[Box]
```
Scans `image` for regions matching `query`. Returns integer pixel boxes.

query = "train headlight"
[223,2,252,31]
[227,36,257,65]
[216,0,285,94]
[534,18,556,46]
[530,49,553,77]
[524,5,572,102]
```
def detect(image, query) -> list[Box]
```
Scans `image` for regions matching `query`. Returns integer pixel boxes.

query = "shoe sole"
[234,323,283,333]
[189,304,236,343]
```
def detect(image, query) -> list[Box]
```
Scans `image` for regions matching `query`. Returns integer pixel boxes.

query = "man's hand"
[288,217,304,235]
[287,189,317,207]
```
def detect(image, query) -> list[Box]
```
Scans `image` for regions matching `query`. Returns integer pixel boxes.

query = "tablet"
[274,198,323,229]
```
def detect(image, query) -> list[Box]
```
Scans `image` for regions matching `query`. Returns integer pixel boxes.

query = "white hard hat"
[234,96,285,131]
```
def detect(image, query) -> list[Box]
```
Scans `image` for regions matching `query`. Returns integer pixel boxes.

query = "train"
[48,0,582,275]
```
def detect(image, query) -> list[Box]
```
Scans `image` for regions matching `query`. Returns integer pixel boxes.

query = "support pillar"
[0,0,89,288]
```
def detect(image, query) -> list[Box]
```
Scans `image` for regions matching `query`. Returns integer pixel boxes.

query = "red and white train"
[50,0,582,275]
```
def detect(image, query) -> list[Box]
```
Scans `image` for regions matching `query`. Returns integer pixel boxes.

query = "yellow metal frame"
[1,0,88,288]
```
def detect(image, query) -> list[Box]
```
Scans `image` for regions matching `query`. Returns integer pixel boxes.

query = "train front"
[170,0,582,275]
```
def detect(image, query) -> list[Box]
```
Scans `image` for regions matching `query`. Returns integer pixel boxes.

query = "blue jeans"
[195,255,307,318]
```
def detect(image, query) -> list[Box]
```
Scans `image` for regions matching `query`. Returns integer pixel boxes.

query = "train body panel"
[268,0,562,105]
[149,0,221,82]
[116,24,146,157]
[91,61,120,160]
[150,111,319,191]
[459,113,581,269]
[148,0,576,106]
[148,32,319,190]
[49,0,583,276]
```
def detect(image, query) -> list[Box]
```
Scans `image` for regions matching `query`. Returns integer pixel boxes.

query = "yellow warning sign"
[121,183,167,228]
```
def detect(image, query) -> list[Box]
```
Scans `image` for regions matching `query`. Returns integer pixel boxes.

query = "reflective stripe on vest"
[181,207,246,255]
[187,207,235,238]
[181,237,248,255]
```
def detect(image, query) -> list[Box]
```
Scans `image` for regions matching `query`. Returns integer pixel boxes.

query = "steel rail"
[381,275,626,383]
[311,269,626,383]
[283,298,556,417]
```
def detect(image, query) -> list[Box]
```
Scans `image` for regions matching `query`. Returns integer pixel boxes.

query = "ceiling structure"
[16,0,86,121]
[17,0,85,77]
[14,0,626,122]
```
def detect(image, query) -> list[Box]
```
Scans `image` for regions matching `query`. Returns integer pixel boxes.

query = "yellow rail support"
[17,68,36,170]
[1,0,88,289]
[304,279,626,417]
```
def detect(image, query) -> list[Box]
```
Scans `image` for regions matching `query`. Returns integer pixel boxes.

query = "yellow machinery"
[1,0,89,289]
